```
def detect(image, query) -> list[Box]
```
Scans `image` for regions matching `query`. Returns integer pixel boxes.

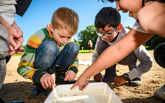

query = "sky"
[15,0,135,45]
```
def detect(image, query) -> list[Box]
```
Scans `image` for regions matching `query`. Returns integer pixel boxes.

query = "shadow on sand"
[0,82,47,103]
[122,96,164,103]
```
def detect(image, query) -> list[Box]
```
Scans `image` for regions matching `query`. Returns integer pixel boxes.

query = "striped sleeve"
[17,29,46,80]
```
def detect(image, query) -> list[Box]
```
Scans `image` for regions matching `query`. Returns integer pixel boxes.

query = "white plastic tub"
[44,82,122,103]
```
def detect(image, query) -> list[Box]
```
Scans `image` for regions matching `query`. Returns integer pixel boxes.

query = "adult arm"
[71,29,154,90]
[138,2,165,37]
[0,16,24,55]
[11,22,24,50]
[0,16,16,55]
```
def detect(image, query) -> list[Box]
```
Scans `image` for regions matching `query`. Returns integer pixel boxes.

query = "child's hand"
[114,76,127,86]
[40,73,55,90]
[94,73,102,82]
[64,70,76,81]
[71,75,89,91]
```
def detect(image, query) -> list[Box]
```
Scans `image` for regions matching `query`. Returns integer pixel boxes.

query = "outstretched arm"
[71,29,154,90]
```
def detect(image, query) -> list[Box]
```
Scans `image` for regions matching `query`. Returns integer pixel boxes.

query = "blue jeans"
[34,40,79,74]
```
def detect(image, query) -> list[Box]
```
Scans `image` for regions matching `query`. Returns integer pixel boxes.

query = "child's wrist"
[32,69,47,83]
[69,67,78,74]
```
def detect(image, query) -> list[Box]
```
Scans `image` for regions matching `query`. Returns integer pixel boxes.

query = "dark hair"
[146,0,165,3]
[101,0,165,3]
[95,7,121,30]
[107,0,115,2]
[100,0,115,2]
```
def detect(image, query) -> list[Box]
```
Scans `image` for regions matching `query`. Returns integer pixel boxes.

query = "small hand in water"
[71,75,89,90]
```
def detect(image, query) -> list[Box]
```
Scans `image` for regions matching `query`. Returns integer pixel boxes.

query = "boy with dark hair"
[93,7,153,86]
[17,7,80,97]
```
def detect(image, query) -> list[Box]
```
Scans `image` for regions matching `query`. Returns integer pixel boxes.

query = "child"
[17,7,80,97]
[71,0,165,94]
[93,7,153,86]
[88,40,93,53]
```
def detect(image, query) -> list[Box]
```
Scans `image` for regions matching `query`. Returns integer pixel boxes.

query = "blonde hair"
[51,7,79,35]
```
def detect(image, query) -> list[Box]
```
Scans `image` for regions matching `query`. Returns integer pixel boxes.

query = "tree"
[78,25,98,49]
[125,26,132,30]
[144,35,165,49]
[125,26,165,49]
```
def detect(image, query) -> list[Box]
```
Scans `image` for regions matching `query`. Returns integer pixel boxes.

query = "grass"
[79,50,94,53]
[12,52,24,56]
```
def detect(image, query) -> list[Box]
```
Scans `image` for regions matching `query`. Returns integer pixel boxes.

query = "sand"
[0,50,165,103]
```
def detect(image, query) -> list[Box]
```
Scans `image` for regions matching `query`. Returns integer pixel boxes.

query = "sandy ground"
[0,50,165,103]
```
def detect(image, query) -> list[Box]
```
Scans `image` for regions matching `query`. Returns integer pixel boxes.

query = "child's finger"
[68,73,74,81]
[64,73,69,81]
[114,76,117,82]
[70,82,78,90]
[44,80,49,89]
[114,78,119,85]
[47,79,52,88]
[73,75,76,80]
[118,82,122,86]
[82,85,87,90]
[50,78,55,90]
[41,82,46,89]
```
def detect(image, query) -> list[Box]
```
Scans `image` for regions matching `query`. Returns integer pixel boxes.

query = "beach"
[0,50,165,103]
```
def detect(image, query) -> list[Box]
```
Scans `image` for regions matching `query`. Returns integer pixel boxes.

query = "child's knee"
[37,40,59,55]
[67,42,80,53]
[43,40,58,51]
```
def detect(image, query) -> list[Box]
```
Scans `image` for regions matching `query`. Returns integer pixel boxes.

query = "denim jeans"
[34,40,79,74]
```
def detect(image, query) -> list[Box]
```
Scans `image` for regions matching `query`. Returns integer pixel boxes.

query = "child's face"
[97,25,119,42]
[115,0,142,19]
[50,27,72,46]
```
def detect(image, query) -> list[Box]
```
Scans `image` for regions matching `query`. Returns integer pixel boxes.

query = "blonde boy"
[18,7,79,97]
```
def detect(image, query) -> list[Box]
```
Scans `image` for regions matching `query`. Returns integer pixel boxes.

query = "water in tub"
[54,89,109,103]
